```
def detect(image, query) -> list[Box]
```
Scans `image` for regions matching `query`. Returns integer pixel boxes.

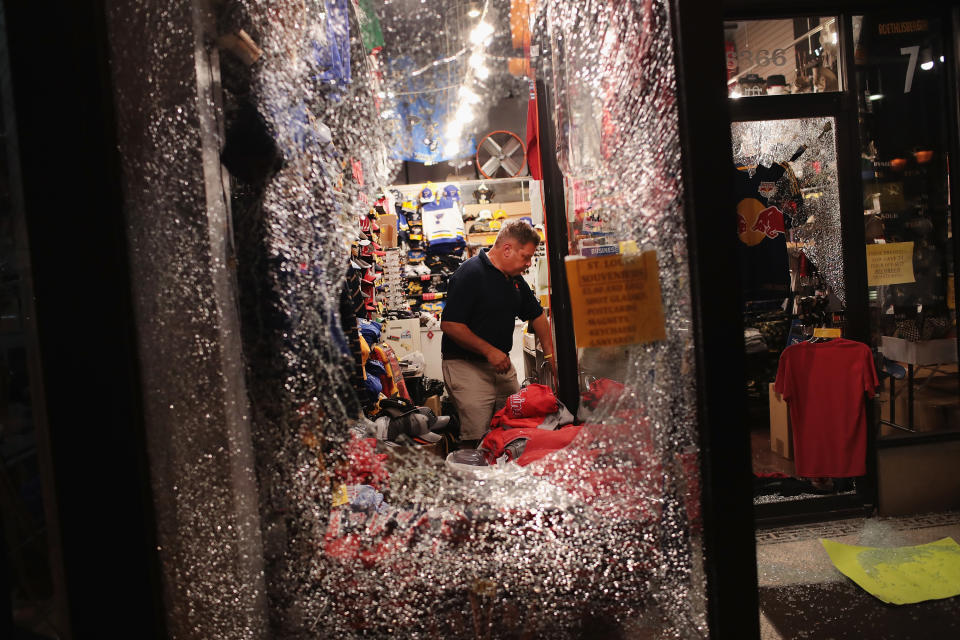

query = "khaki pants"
[442,358,520,440]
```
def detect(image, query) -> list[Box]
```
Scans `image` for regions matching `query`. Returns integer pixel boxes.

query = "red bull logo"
[738,198,784,246]
[751,206,785,239]
[757,181,777,200]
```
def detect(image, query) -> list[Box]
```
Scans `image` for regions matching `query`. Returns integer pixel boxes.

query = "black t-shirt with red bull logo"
[733,161,800,302]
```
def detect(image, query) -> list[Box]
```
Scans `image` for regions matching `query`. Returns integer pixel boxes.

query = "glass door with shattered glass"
[724,16,874,511]
[731,116,861,507]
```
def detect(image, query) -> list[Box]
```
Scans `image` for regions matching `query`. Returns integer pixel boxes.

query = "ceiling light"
[474,64,489,80]
[459,87,481,104]
[454,104,474,123]
[920,60,934,71]
[468,51,484,68]
[469,21,494,45]
[467,2,481,18]
[868,94,884,101]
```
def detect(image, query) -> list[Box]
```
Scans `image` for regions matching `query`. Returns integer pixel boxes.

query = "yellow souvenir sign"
[564,251,666,348]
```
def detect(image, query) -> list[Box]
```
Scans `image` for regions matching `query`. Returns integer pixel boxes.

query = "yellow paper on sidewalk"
[821,537,960,605]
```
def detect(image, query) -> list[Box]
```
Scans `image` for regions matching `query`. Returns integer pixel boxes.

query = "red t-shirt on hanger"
[774,338,878,478]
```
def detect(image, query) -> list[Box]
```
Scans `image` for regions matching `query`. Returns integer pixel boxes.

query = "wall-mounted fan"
[475,130,527,178]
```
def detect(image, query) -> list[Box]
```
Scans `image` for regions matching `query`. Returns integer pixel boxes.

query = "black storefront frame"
[0,2,763,638]
[671,2,762,634]
[0,1,765,638]
[724,15,878,523]
[0,2,167,639]
[727,0,960,368]
[722,2,960,523]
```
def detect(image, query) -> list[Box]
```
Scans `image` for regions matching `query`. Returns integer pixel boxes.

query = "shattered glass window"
[731,117,845,311]
[108,0,708,637]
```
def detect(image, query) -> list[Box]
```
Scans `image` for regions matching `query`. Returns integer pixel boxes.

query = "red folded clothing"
[480,424,582,465]
[491,383,558,424]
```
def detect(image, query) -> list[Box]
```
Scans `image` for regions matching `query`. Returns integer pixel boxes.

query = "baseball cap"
[351,254,373,270]
[492,209,507,219]
[351,256,372,270]
[364,372,383,395]
[470,219,491,233]
[443,184,460,200]
[358,319,381,345]
[365,358,387,378]
[420,183,436,203]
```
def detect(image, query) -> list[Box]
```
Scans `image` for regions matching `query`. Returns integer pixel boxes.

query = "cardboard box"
[878,384,960,436]
[382,318,420,358]
[378,214,398,247]
[424,395,442,416]
[768,383,792,459]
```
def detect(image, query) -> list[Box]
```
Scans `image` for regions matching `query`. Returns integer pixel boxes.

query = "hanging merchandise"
[381,248,407,310]
[526,81,542,180]
[352,0,384,54]
[380,54,477,164]
[774,338,878,478]
[420,183,466,255]
[312,0,352,89]
[733,157,803,303]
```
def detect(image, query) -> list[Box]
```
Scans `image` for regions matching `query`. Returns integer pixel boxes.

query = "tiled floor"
[755,510,960,639]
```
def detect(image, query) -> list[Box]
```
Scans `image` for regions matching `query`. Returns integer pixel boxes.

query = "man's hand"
[486,348,511,374]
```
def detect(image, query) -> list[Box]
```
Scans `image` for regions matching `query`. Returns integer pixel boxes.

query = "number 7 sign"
[901,45,919,93]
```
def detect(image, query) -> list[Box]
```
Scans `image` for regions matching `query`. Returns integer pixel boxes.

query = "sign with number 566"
[737,48,788,67]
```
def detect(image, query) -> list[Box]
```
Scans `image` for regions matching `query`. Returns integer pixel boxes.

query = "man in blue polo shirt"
[440,219,555,447]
